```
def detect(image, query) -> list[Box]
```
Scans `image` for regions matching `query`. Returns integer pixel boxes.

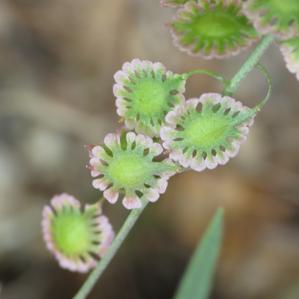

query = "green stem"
[182,69,226,84]
[73,200,149,299]
[224,34,274,96]
[253,63,272,112]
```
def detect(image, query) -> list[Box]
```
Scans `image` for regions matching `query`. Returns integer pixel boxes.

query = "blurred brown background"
[1,1,299,299]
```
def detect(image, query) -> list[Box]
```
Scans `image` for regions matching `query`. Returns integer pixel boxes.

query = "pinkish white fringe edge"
[280,44,299,81]
[161,93,254,171]
[42,193,114,273]
[89,132,175,209]
[169,1,258,59]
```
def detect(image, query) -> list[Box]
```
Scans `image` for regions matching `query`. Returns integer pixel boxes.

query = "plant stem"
[253,63,272,112]
[73,200,149,299]
[224,34,274,96]
[182,69,226,84]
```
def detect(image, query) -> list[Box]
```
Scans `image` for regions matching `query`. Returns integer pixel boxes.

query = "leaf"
[174,208,224,299]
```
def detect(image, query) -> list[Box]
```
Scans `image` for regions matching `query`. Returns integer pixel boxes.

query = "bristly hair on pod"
[160,93,255,171]
[88,131,178,209]
[169,0,258,59]
[42,193,114,273]
[113,59,186,137]
[161,0,196,8]
[280,36,299,80]
[243,0,299,39]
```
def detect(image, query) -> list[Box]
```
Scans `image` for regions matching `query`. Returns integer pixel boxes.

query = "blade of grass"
[174,208,224,299]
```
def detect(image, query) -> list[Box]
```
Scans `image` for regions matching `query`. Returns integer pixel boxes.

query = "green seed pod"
[243,0,299,38]
[113,59,186,137]
[88,132,178,209]
[161,93,255,171]
[170,0,258,58]
[42,194,114,272]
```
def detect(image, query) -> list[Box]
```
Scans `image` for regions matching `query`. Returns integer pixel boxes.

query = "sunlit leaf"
[174,208,224,299]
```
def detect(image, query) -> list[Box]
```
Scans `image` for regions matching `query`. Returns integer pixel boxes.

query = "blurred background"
[0,1,299,298]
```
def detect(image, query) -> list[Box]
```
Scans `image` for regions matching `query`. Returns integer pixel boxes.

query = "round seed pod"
[243,0,299,38]
[170,0,258,58]
[113,59,186,137]
[161,93,255,171]
[42,194,114,272]
[88,132,178,209]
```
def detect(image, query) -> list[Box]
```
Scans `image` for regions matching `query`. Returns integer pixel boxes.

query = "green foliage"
[174,208,224,299]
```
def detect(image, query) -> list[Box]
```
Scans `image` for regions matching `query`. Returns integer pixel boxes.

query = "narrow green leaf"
[174,208,224,299]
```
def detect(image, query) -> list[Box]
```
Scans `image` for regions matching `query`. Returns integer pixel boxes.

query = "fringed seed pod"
[113,59,186,137]
[161,93,255,171]
[88,132,178,209]
[42,193,114,272]
[243,0,299,38]
[170,0,258,58]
